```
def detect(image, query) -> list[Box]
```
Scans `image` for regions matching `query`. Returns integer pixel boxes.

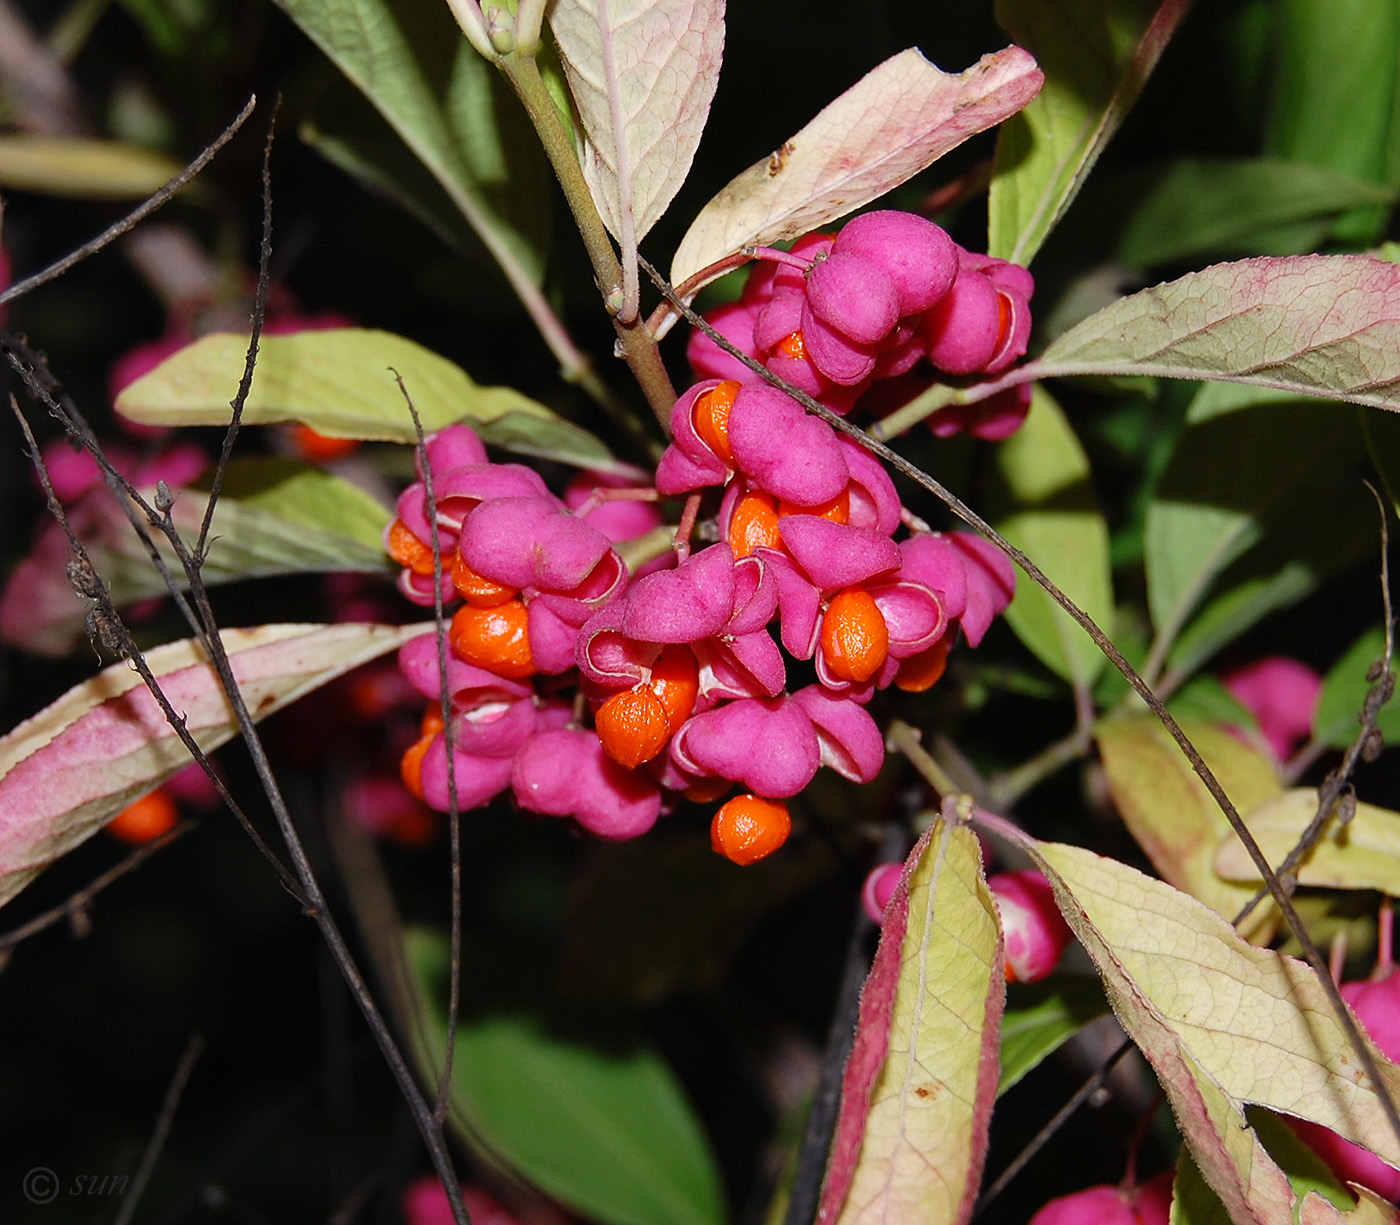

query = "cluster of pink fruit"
[382,211,1031,862]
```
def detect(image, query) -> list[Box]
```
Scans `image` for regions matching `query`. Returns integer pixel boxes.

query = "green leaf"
[1316,626,1400,749]
[997,974,1109,1095]
[0,136,185,199]
[1144,398,1368,669]
[208,458,391,551]
[1215,789,1400,895]
[1031,256,1400,409]
[1095,716,1281,938]
[299,72,482,256]
[988,0,1189,266]
[1266,0,1400,245]
[115,329,628,473]
[1164,481,1376,683]
[274,0,551,283]
[1,466,392,657]
[1246,1108,1357,1215]
[819,821,1003,1225]
[0,623,429,908]
[1109,159,1395,269]
[405,930,726,1225]
[986,386,1114,686]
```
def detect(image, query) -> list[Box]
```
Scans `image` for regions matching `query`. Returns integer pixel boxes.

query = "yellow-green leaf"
[820,820,1003,1225]
[1214,789,1400,895]
[1026,839,1400,1224]
[0,136,185,199]
[117,328,576,446]
[1096,716,1282,938]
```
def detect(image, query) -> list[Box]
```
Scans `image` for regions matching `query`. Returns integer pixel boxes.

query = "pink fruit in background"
[989,869,1073,982]
[1029,1170,1173,1225]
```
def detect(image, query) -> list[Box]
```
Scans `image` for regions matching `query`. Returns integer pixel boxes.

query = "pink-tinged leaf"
[1031,256,1400,410]
[1018,837,1400,1224]
[669,46,1043,290]
[549,0,724,312]
[1096,716,1282,941]
[988,0,1191,266]
[0,622,430,908]
[818,819,1004,1225]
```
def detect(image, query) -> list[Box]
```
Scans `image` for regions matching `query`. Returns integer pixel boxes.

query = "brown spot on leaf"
[914,1082,940,1100]
[767,142,795,177]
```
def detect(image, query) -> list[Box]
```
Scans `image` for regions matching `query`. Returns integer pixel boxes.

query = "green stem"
[886,720,962,800]
[497,54,676,431]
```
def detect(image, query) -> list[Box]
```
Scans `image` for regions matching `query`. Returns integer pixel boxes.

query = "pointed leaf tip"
[550,0,725,243]
[1036,255,1400,410]
[820,820,1004,1225]
[671,45,1042,289]
[0,622,430,908]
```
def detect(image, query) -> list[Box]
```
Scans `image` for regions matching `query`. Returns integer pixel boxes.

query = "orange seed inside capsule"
[820,587,890,683]
[386,519,437,576]
[595,687,671,769]
[647,644,700,736]
[775,331,807,360]
[728,491,782,556]
[693,380,740,467]
[449,598,535,678]
[894,636,952,693]
[711,794,792,865]
[778,487,850,525]
[401,732,436,801]
[451,552,517,606]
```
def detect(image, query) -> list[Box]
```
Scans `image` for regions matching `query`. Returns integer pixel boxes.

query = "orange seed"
[775,330,807,360]
[711,794,792,865]
[894,636,952,693]
[778,487,850,525]
[449,599,535,678]
[288,424,360,462]
[386,519,436,576]
[401,732,436,800]
[727,491,782,556]
[820,587,890,683]
[648,644,700,736]
[451,552,517,606]
[107,789,180,844]
[693,380,740,467]
[595,687,671,769]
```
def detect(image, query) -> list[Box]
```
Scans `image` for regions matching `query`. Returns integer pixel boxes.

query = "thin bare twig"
[0,94,256,307]
[113,1033,206,1225]
[1235,484,1396,926]
[196,96,278,563]
[0,822,192,964]
[11,401,305,899]
[390,372,465,1127]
